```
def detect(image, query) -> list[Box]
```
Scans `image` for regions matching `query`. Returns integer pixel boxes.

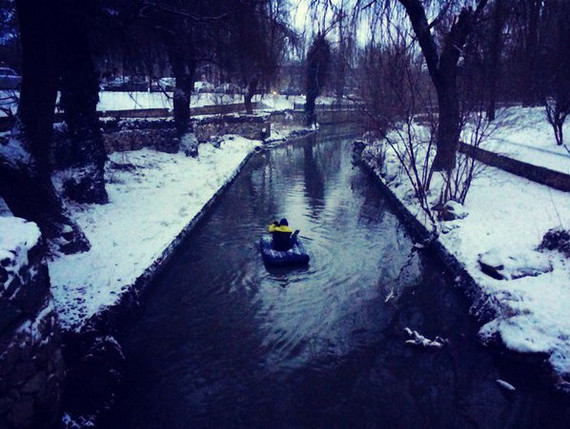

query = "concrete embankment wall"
[459,142,570,193]
[356,157,498,325]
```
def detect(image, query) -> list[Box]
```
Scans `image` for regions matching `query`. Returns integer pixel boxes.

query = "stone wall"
[192,114,271,143]
[270,109,363,127]
[0,218,65,429]
[459,143,570,192]
[51,114,271,168]
[101,119,179,154]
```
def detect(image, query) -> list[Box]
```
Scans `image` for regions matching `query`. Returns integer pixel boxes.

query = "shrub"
[539,228,570,257]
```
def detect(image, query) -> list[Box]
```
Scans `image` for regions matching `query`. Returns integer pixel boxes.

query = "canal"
[102,131,570,428]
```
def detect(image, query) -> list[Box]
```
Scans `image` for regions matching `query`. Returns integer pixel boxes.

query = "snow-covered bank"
[480,106,570,175]
[360,107,570,386]
[48,136,258,332]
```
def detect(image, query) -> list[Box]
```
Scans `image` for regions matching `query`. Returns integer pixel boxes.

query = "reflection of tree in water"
[243,152,278,217]
[301,135,345,213]
[303,135,325,214]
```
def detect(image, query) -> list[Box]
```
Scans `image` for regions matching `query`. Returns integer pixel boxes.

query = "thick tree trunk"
[244,75,258,114]
[433,82,461,171]
[59,0,108,204]
[165,22,195,137]
[522,0,541,106]
[305,35,330,127]
[305,86,318,127]
[1,0,89,254]
[487,0,507,121]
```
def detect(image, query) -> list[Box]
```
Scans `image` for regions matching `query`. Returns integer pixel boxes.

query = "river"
[102,131,570,428]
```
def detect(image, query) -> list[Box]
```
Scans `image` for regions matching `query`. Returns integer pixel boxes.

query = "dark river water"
[102,131,570,429]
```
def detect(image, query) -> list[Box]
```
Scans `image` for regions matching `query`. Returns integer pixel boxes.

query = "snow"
[48,136,258,331]
[496,379,516,391]
[1,90,337,117]
[0,217,41,299]
[96,91,247,111]
[0,217,38,247]
[362,106,570,381]
[404,327,448,348]
[478,106,570,174]
[0,135,32,168]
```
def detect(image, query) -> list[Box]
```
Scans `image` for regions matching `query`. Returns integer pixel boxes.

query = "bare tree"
[540,0,570,146]
[355,28,437,220]
[222,0,290,114]
[393,0,489,172]
[354,1,497,214]
[305,33,331,126]
[520,0,543,107]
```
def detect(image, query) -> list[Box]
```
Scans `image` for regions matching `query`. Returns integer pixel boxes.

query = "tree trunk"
[58,0,108,204]
[1,0,89,254]
[244,75,258,114]
[305,35,330,127]
[487,0,507,121]
[433,81,461,171]
[522,0,542,106]
[165,21,195,137]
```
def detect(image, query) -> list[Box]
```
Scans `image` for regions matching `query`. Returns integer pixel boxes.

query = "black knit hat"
[279,218,289,226]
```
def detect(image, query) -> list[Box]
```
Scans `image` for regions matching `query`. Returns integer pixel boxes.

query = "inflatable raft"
[259,234,310,266]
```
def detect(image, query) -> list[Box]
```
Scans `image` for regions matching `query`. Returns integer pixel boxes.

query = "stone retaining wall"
[270,109,363,127]
[459,143,570,192]
[0,218,65,429]
[101,119,178,154]
[192,114,270,143]
[51,114,270,169]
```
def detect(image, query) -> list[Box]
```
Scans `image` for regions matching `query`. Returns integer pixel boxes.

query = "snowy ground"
[481,106,570,174]
[362,107,570,385]
[48,137,259,331]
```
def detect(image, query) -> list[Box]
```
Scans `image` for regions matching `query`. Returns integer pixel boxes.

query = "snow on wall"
[0,217,41,298]
[0,217,65,429]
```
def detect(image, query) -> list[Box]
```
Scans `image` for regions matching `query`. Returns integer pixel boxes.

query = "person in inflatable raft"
[268,218,299,251]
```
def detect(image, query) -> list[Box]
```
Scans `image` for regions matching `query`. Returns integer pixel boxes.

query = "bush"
[539,228,570,257]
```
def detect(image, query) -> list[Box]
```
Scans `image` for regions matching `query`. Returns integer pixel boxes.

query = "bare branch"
[139,1,227,22]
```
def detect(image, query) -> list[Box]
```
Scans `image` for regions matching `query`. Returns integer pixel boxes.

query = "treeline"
[1,0,569,252]
[0,0,294,254]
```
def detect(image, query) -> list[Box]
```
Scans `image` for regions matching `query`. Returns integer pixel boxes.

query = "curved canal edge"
[356,149,565,391]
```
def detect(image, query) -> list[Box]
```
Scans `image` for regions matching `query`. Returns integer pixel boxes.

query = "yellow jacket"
[268,224,292,233]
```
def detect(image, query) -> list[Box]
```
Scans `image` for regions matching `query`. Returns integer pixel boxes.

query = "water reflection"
[103,131,570,429]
